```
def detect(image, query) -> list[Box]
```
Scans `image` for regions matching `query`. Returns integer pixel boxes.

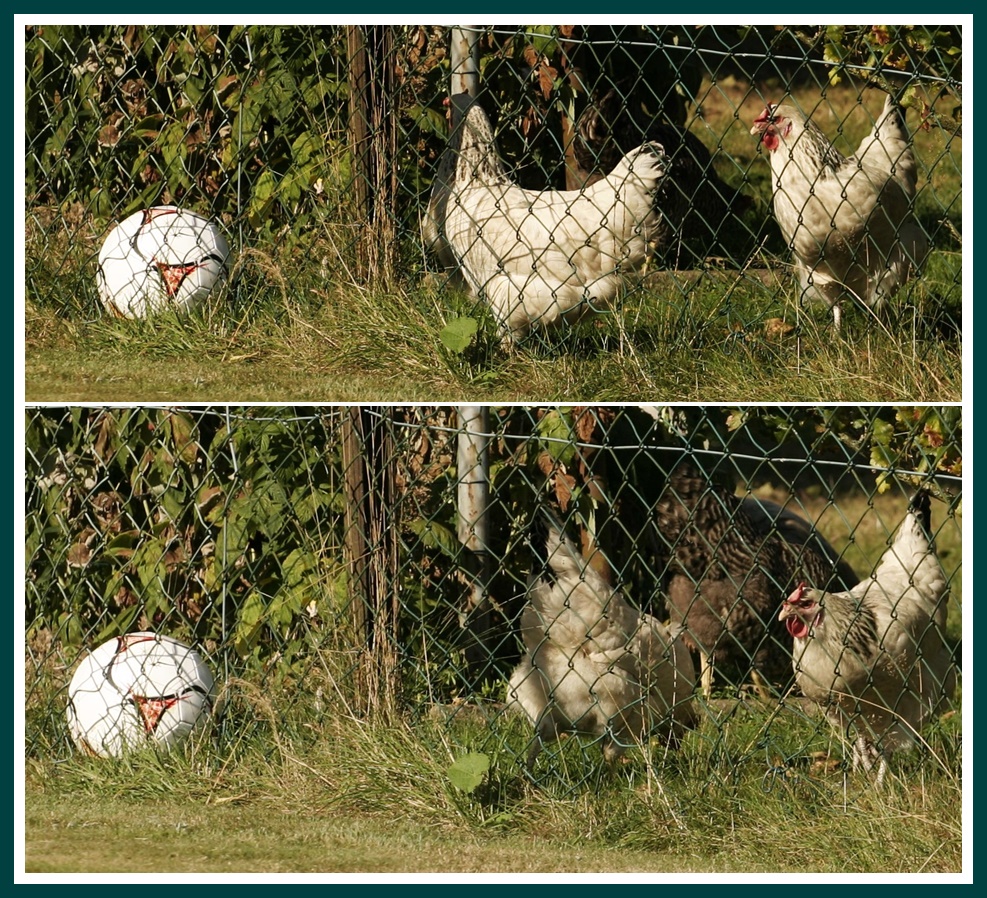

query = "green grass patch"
[24,246,962,403]
[24,677,963,874]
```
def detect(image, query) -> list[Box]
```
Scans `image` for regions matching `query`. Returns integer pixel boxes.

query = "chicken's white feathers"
[426,94,669,343]
[778,492,955,783]
[508,511,697,766]
[751,94,928,327]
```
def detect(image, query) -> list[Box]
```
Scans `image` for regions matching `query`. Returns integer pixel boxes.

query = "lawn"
[22,688,965,876]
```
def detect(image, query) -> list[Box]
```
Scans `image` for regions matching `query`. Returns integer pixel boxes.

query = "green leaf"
[94,605,141,645]
[291,131,323,169]
[535,408,578,466]
[408,519,460,560]
[523,25,559,58]
[407,103,448,137]
[440,317,478,354]
[447,752,490,793]
[249,170,280,227]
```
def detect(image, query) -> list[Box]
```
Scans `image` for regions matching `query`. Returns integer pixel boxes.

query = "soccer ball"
[96,206,231,318]
[66,632,216,758]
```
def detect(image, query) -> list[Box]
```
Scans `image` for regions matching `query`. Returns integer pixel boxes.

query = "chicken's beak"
[750,120,768,137]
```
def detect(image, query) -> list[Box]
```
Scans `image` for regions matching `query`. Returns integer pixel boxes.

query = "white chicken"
[508,510,698,768]
[424,93,670,344]
[778,491,956,785]
[751,93,928,329]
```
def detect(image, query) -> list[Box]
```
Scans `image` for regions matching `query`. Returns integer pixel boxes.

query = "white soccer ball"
[96,206,231,318]
[66,632,216,758]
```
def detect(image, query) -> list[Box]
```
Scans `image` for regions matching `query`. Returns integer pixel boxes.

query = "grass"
[22,676,964,875]
[23,257,962,403]
[22,80,963,404]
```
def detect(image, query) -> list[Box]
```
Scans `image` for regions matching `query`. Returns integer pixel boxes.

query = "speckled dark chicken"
[652,459,860,694]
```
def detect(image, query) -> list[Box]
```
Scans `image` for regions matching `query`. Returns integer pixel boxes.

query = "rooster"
[778,491,956,785]
[653,459,860,697]
[508,509,698,767]
[750,93,928,329]
[424,93,669,345]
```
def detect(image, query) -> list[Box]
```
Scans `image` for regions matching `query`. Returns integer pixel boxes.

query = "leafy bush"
[24,407,347,679]
[26,26,349,232]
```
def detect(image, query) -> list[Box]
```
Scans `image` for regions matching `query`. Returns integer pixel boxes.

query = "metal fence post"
[456,405,496,682]
[449,25,481,97]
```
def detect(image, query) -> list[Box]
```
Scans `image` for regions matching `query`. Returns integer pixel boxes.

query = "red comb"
[786,581,807,603]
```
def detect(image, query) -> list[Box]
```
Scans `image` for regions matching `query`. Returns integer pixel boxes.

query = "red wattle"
[786,616,809,639]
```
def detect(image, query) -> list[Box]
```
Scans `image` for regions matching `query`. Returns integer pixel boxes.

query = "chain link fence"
[25,24,962,339]
[24,405,963,792]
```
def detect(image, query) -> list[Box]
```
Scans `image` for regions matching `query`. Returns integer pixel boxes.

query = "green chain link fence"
[25,24,962,338]
[24,405,962,793]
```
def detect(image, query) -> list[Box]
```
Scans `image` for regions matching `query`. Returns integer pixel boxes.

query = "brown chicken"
[653,459,859,696]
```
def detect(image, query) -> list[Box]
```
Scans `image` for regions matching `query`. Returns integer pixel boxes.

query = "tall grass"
[24,243,963,403]
[24,664,964,873]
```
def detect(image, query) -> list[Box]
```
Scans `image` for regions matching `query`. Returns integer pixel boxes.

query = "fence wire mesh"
[24,405,962,794]
[24,24,962,344]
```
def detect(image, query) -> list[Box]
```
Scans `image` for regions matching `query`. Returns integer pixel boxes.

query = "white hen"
[425,93,669,344]
[508,510,698,767]
[751,94,928,329]
[778,491,956,785]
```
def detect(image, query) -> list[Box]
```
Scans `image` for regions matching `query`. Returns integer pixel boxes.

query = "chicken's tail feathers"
[445,93,506,185]
[449,91,475,114]
[879,487,941,585]
[609,141,670,190]
[860,92,906,142]
[528,506,582,583]
[439,91,476,153]
[906,488,934,546]
[527,506,552,571]
[855,89,917,189]
[878,90,906,125]
[864,487,944,605]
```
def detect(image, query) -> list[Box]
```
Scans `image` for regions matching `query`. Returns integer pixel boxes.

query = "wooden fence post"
[341,406,399,716]
[346,26,397,283]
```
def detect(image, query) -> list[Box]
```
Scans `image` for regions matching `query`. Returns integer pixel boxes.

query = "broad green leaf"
[440,317,478,354]
[447,752,490,793]
[408,519,460,560]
